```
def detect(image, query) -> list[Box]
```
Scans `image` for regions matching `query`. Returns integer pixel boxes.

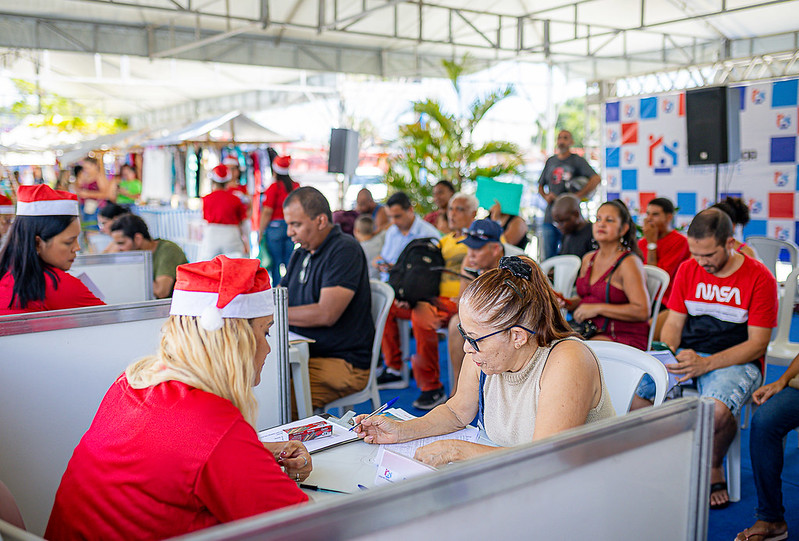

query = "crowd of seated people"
[4,161,799,541]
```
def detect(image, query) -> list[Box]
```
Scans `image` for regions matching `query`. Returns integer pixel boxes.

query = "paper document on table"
[76,272,105,301]
[288,331,315,344]
[258,415,358,454]
[374,448,435,486]
[377,425,480,460]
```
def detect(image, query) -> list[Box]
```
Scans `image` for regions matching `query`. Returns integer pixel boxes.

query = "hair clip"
[499,256,532,280]
[503,279,524,299]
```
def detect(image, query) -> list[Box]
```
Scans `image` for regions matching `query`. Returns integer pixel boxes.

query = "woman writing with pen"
[354,256,615,466]
[46,256,311,541]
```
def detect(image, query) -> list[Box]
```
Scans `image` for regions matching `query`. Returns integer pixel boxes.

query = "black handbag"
[571,252,631,339]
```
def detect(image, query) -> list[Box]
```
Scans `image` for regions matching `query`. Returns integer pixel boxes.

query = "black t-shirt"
[559,221,594,258]
[281,225,374,370]
[538,154,598,223]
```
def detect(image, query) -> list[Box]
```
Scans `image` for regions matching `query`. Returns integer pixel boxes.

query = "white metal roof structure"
[0,1,797,117]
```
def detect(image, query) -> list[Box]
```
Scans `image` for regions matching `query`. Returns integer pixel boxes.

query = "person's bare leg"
[653,309,669,342]
[447,314,464,396]
[710,398,738,508]
[630,396,653,410]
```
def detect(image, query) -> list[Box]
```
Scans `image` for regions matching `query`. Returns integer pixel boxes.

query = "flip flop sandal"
[710,481,730,510]
[734,528,789,541]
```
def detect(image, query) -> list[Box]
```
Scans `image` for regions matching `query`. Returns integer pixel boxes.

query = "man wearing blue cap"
[445,218,506,394]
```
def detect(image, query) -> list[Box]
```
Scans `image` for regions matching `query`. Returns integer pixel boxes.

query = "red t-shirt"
[666,255,777,371]
[0,268,105,315]
[46,376,308,541]
[228,184,250,205]
[202,190,246,225]
[638,229,690,300]
[263,181,300,221]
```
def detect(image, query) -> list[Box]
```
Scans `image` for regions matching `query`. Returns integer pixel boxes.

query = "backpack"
[388,238,444,307]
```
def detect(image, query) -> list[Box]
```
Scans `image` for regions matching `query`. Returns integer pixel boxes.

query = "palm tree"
[386,57,523,214]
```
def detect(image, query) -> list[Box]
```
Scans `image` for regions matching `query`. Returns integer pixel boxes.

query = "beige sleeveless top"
[483,337,616,447]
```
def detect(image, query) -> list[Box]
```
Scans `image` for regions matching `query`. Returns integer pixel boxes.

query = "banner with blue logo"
[604,77,799,243]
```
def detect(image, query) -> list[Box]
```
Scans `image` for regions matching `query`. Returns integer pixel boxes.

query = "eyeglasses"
[457,323,536,352]
[298,253,311,284]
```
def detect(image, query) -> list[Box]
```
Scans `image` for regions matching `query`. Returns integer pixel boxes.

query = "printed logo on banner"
[607,127,620,144]
[621,194,638,214]
[623,150,636,165]
[606,172,620,189]
[774,171,790,187]
[748,197,764,216]
[662,98,675,114]
[775,226,791,241]
[648,135,679,173]
[752,89,766,105]
[623,103,637,120]
[777,113,792,130]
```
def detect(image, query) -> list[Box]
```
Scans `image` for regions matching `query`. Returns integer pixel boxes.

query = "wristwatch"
[647,242,658,251]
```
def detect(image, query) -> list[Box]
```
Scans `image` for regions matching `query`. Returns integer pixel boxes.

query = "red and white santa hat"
[0,194,14,215]
[16,185,79,216]
[222,156,239,168]
[272,155,291,175]
[209,164,232,184]
[170,256,273,331]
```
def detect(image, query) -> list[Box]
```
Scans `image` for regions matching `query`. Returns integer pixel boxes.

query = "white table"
[304,438,380,494]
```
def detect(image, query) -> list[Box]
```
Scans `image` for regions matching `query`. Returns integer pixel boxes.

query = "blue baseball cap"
[458,219,503,249]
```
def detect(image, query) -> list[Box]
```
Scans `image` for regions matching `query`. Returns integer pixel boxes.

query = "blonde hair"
[126,315,259,426]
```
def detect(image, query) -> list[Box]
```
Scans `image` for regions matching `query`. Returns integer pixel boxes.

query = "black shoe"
[377,366,407,389]
[412,387,447,411]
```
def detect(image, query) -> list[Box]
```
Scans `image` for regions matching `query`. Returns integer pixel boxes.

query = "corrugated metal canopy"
[0,0,796,116]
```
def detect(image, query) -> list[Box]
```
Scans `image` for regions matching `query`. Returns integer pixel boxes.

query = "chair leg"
[725,416,742,503]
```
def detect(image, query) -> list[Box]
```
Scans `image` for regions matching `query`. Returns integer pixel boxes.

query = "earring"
[591,238,598,250]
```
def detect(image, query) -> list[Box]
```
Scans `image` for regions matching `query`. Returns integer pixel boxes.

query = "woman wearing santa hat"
[0,185,105,315]
[199,164,249,261]
[259,153,299,283]
[46,256,311,540]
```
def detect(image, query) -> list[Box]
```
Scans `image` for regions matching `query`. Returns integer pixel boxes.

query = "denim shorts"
[637,359,762,417]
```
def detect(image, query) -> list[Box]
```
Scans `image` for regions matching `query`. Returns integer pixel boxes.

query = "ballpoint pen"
[349,397,398,431]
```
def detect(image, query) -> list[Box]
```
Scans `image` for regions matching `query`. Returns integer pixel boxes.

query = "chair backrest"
[642,265,670,350]
[586,341,669,416]
[745,235,799,277]
[767,265,799,366]
[369,280,395,373]
[538,255,582,296]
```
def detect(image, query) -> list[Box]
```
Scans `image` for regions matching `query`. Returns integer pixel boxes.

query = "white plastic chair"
[745,236,799,278]
[767,265,799,367]
[538,255,582,297]
[324,280,394,415]
[586,341,669,416]
[643,265,670,350]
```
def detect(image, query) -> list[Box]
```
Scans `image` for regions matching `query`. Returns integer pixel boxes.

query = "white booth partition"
[68,251,154,303]
[0,291,292,536]
[183,397,713,541]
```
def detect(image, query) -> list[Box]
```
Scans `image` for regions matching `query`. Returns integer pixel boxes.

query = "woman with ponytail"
[354,255,615,466]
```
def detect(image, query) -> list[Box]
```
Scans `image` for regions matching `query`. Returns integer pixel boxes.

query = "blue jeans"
[750,386,799,522]
[265,219,295,284]
[637,360,762,417]
[542,222,562,260]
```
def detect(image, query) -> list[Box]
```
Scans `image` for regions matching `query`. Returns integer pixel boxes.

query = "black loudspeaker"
[328,128,360,175]
[686,86,740,165]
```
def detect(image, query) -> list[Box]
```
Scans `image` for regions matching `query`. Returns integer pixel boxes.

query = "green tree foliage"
[386,57,523,215]
[1,79,127,133]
